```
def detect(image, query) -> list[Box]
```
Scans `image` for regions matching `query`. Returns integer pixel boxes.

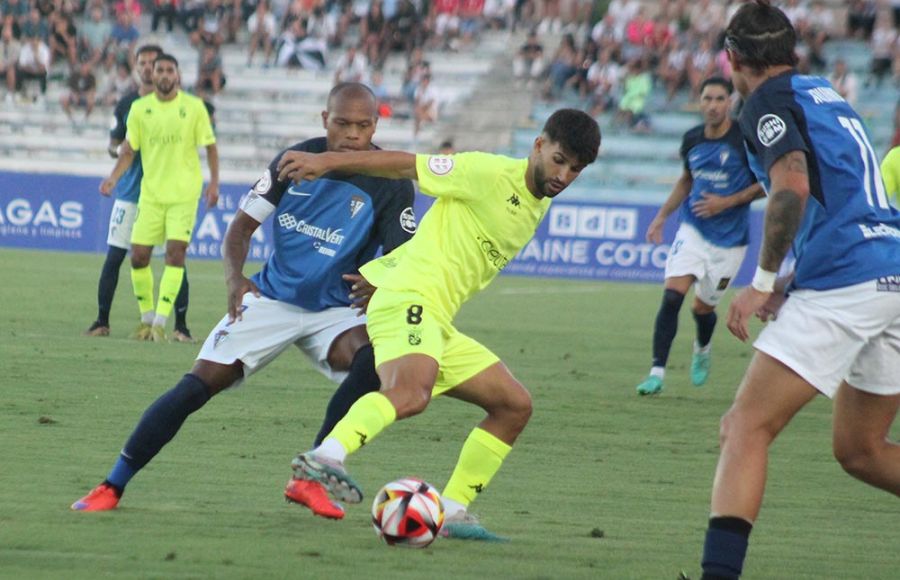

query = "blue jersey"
[679,122,757,247]
[110,91,142,203]
[247,137,416,311]
[740,71,900,290]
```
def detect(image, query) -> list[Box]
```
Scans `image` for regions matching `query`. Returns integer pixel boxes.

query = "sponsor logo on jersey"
[876,276,900,292]
[858,222,900,240]
[349,195,365,219]
[277,213,345,252]
[400,207,417,233]
[253,169,272,194]
[427,156,454,175]
[757,114,787,147]
[476,235,510,271]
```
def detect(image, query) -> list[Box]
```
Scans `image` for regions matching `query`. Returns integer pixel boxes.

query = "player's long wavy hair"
[541,109,600,166]
[724,0,798,74]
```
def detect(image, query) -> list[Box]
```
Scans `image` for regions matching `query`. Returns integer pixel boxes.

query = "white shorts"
[665,223,747,306]
[754,279,900,398]
[197,292,366,383]
[106,199,138,249]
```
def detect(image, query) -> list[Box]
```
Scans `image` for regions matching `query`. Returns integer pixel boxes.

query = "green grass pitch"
[0,248,896,579]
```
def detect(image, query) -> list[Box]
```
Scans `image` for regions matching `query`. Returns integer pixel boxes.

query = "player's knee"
[389,382,433,419]
[492,379,532,432]
[833,438,880,480]
[131,252,150,269]
[661,288,685,311]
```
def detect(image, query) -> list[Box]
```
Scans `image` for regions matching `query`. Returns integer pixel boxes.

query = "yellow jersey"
[881,146,900,207]
[361,152,551,320]
[126,91,216,205]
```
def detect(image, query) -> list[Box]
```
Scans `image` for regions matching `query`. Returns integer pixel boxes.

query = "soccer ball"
[371,478,444,548]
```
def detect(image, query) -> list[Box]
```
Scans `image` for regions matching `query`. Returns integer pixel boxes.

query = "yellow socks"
[325,392,397,457]
[442,428,511,508]
[131,265,154,318]
[155,265,184,320]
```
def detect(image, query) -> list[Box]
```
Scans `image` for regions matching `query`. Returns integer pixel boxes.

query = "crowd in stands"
[514,0,900,133]
[0,0,898,141]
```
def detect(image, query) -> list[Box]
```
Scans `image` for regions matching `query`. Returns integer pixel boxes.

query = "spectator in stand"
[891,101,900,151]
[438,137,455,154]
[152,0,179,34]
[689,0,723,38]
[247,0,277,66]
[192,0,226,48]
[107,11,140,69]
[869,16,897,88]
[458,0,484,49]
[387,0,419,56]
[847,0,877,40]
[591,12,624,54]
[16,33,49,104]
[0,21,20,104]
[3,0,30,28]
[513,28,544,87]
[367,68,393,117]
[616,57,651,133]
[782,0,809,38]
[587,46,620,116]
[805,0,833,70]
[431,0,460,50]
[829,58,859,108]
[657,33,688,103]
[49,13,78,68]
[61,60,97,121]
[196,43,226,100]
[275,19,325,70]
[482,0,511,31]
[402,46,429,102]
[687,37,717,99]
[542,31,577,99]
[22,8,49,43]
[624,6,653,59]
[413,72,439,138]
[102,60,136,106]
[181,0,205,34]
[115,0,142,21]
[360,0,388,68]
[79,6,112,69]
[607,0,639,28]
[333,43,368,84]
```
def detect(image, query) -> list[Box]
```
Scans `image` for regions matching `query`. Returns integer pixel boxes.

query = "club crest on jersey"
[349,195,365,218]
[427,156,454,175]
[253,169,272,194]
[719,149,730,166]
[179,107,187,119]
[757,114,787,147]
[400,207,417,234]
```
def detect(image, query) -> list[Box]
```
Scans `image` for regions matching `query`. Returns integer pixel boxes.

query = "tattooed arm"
[758,151,809,272]
[726,150,809,341]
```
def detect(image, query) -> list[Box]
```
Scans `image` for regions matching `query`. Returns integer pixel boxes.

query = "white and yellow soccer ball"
[371,478,444,548]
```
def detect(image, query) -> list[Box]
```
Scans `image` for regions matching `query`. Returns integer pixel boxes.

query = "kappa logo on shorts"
[427,156,454,175]
[213,329,229,348]
[717,277,732,291]
[757,114,787,147]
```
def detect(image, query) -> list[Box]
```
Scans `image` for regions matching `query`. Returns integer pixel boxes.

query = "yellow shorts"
[131,199,199,246]
[366,288,499,397]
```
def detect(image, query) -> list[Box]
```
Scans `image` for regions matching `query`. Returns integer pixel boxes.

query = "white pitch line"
[498,286,603,295]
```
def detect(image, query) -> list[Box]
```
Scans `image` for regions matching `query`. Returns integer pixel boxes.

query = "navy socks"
[652,289,685,367]
[701,516,753,580]
[313,345,381,447]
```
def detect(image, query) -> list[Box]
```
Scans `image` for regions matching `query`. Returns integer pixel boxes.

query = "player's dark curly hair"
[154,53,179,69]
[700,76,733,95]
[724,0,797,73]
[541,109,601,166]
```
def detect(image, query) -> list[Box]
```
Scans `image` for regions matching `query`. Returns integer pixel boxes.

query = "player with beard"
[277,108,600,540]
[85,45,194,342]
[99,53,219,343]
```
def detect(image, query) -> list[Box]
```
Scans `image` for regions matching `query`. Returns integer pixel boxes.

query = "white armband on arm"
[239,192,276,223]
[751,266,777,293]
